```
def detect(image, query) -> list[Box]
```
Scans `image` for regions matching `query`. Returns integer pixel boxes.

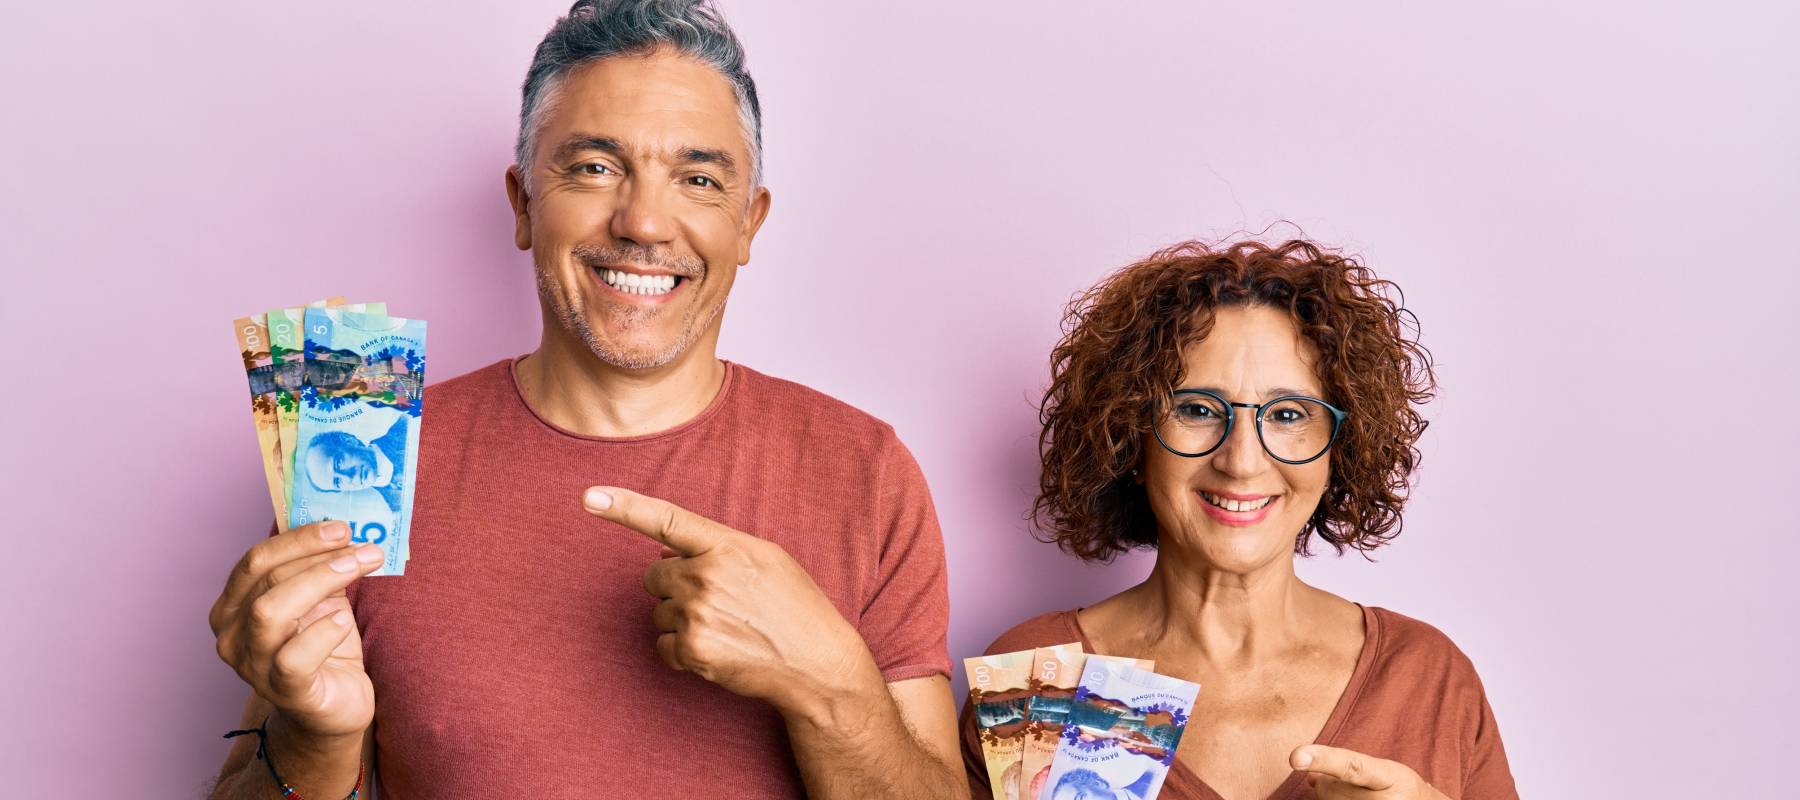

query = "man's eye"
[576,163,612,176]
[687,175,719,189]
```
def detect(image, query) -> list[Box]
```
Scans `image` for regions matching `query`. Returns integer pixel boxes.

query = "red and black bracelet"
[223,719,365,800]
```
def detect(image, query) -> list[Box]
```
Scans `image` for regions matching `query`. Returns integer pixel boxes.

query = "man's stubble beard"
[535,263,724,371]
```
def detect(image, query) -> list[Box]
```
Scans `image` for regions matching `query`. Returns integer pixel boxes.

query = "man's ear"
[504,165,533,251]
[735,185,772,266]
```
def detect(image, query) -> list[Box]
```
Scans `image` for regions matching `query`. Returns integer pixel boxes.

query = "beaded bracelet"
[223,718,365,800]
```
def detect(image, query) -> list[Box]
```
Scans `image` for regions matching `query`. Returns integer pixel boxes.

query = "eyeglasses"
[1152,389,1348,465]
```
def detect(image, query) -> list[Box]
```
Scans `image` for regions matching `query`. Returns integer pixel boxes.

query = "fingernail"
[332,610,353,626]
[354,545,383,564]
[583,487,613,511]
[329,555,357,573]
[320,522,348,541]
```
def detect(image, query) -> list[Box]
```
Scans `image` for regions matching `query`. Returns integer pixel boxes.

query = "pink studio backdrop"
[3,1,1795,795]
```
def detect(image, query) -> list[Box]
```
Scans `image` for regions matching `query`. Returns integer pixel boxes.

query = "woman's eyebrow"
[1176,385,1323,401]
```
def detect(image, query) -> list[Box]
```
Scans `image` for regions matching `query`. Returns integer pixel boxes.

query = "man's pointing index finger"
[583,486,728,556]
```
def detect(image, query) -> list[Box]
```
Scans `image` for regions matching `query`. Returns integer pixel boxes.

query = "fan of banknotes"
[232,297,428,576]
[966,645,1201,800]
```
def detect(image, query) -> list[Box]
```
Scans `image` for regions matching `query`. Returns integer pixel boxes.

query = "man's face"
[508,48,771,370]
[306,438,379,493]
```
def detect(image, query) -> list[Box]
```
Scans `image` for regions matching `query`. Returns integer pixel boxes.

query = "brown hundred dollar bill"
[964,649,1035,799]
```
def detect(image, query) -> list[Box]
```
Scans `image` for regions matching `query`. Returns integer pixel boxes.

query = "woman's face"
[1140,305,1332,573]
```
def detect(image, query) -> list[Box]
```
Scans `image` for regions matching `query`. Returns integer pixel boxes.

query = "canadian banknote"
[238,297,351,529]
[286,306,424,575]
[232,314,288,527]
[267,299,382,505]
[1021,645,1155,800]
[1041,659,1201,800]
[266,298,344,505]
[965,649,1036,800]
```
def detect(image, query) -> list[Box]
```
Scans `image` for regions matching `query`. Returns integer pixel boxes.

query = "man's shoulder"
[421,359,514,415]
[730,362,901,444]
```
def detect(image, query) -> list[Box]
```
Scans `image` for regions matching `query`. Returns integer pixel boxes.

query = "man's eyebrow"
[551,135,623,163]
[548,137,738,178]
[677,146,738,177]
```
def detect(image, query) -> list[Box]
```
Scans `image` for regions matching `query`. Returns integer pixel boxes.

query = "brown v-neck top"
[959,605,1518,800]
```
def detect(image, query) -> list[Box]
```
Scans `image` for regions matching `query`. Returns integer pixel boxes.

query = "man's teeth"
[599,269,679,296]
[1201,492,1275,512]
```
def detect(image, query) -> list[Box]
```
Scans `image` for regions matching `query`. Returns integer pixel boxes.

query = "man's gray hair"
[515,0,763,193]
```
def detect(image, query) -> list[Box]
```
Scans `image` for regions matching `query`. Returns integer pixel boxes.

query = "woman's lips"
[1196,491,1279,526]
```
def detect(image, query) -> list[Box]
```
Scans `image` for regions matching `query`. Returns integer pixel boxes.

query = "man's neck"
[514,324,728,439]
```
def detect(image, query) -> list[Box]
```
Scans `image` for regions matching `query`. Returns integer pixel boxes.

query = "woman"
[962,240,1516,800]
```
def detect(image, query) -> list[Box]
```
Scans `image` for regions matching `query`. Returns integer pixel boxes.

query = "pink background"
[3,1,1795,795]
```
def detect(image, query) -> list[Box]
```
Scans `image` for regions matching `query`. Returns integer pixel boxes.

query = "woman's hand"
[1291,745,1451,799]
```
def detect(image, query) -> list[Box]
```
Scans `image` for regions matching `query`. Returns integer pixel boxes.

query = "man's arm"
[786,674,967,800]
[208,692,372,799]
[582,487,968,799]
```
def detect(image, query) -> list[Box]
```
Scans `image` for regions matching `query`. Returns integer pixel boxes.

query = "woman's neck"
[1101,546,1323,669]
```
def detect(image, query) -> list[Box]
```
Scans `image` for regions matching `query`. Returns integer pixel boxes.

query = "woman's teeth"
[599,269,679,296]
[1201,492,1274,512]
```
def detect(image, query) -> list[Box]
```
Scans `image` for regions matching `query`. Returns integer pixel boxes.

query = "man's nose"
[610,181,677,247]
[1211,408,1272,478]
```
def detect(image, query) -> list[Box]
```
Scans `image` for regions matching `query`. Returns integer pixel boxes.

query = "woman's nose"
[1211,411,1271,477]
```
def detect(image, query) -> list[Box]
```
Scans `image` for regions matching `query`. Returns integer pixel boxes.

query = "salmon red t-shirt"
[348,358,951,797]
[961,606,1518,800]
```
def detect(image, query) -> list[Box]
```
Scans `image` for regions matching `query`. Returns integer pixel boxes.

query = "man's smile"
[586,262,694,305]
[596,267,684,297]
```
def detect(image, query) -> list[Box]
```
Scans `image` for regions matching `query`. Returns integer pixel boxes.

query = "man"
[207,1,967,796]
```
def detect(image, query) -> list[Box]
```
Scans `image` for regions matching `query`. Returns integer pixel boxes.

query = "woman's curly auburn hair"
[1033,238,1437,562]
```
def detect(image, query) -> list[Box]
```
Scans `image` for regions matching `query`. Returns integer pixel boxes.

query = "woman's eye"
[1177,403,1215,419]
[1269,407,1307,423]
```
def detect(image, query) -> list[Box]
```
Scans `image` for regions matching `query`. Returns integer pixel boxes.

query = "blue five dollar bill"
[286,307,427,575]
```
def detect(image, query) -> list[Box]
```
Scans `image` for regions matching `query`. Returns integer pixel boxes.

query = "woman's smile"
[1195,489,1280,526]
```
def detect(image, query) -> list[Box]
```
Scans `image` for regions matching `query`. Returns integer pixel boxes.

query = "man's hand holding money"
[208,521,383,792]
[582,486,885,729]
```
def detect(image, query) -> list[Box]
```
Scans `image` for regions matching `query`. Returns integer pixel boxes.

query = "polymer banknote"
[965,649,1036,800]
[232,314,287,527]
[1040,659,1201,800]
[1021,645,1154,800]
[237,297,351,528]
[285,306,424,575]
[266,297,349,506]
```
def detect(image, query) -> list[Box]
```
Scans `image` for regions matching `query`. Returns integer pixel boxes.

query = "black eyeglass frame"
[1152,389,1350,465]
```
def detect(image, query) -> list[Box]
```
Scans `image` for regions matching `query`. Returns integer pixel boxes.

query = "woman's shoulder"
[979,608,1086,655]
[1365,605,1487,683]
